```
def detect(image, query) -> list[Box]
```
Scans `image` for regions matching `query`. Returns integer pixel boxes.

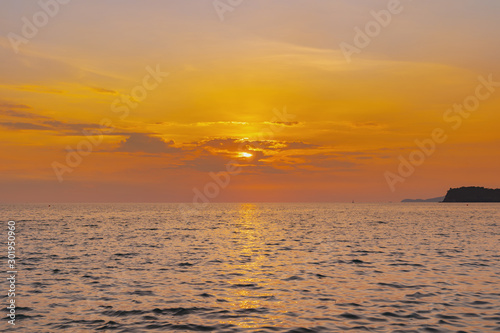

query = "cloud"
[0,100,31,110]
[281,141,318,150]
[0,109,51,120]
[270,121,300,126]
[199,137,317,152]
[170,137,321,173]
[0,122,51,130]
[43,120,105,133]
[0,102,114,133]
[0,118,112,134]
[90,87,118,94]
[115,133,181,154]
[0,100,50,120]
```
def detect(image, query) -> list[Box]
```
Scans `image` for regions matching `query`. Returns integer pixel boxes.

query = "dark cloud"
[0,100,48,120]
[90,87,117,94]
[0,118,112,133]
[0,101,31,110]
[0,122,51,130]
[43,120,105,132]
[0,104,116,134]
[0,109,51,119]
[115,133,181,154]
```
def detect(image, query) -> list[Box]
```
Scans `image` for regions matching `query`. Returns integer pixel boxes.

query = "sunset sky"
[1,0,499,203]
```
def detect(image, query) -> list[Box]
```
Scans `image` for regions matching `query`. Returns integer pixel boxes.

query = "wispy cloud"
[0,101,52,120]
[0,113,112,134]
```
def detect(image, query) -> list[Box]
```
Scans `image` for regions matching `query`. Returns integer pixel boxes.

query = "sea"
[2,203,499,332]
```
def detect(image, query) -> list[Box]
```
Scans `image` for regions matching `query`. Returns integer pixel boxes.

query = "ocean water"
[2,203,500,332]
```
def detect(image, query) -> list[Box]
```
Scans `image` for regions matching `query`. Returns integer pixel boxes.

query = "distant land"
[442,186,500,202]
[401,196,445,203]
[402,187,500,203]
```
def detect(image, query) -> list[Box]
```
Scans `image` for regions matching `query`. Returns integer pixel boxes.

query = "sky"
[1,0,499,203]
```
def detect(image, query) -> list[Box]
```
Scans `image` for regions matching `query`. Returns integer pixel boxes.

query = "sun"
[239,152,253,158]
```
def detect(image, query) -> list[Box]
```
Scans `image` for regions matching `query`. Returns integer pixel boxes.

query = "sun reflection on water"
[219,204,285,328]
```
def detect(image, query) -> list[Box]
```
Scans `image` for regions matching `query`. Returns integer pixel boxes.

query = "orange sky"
[1,0,499,202]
